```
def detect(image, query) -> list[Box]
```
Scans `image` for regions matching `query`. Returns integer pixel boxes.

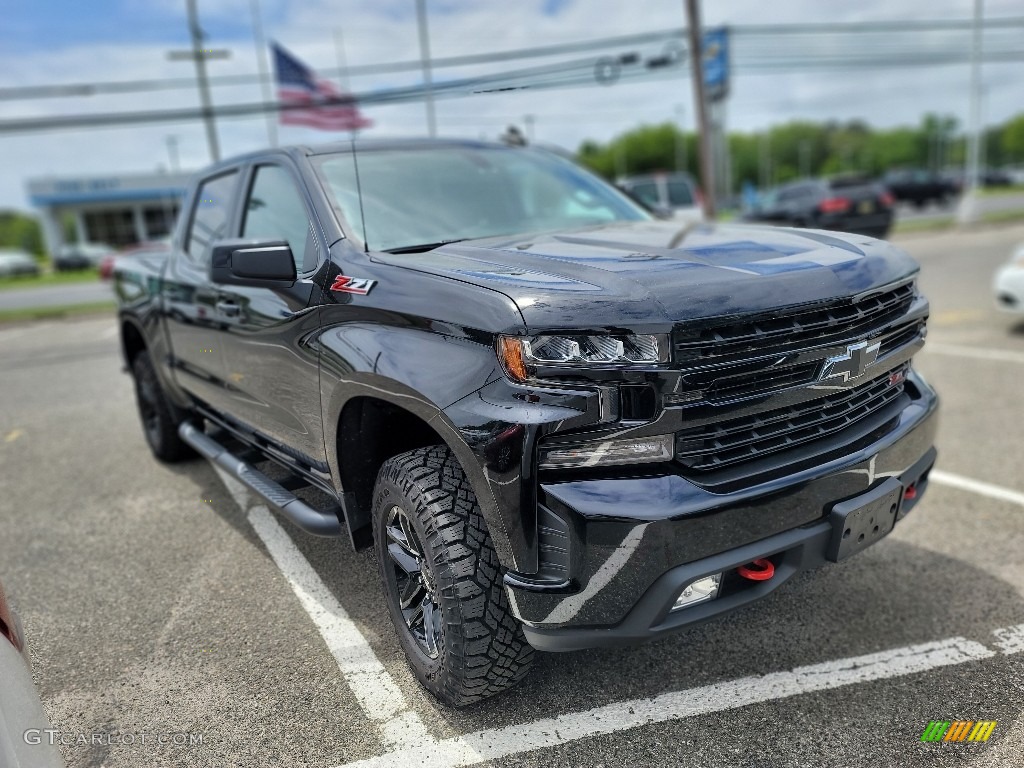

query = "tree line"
[577,112,1024,190]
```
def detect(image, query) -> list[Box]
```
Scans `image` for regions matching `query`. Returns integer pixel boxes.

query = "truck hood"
[371,220,918,331]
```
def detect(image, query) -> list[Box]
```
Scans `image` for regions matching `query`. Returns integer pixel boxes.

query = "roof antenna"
[350,136,369,253]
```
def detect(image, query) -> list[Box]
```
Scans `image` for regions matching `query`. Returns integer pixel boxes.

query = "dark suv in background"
[745,177,895,239]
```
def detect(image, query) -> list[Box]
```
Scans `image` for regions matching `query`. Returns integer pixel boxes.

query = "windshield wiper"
[384,239,469,254]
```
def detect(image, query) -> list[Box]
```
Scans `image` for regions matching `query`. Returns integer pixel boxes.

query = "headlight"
[539,434,674,469]
[498,333,668,381]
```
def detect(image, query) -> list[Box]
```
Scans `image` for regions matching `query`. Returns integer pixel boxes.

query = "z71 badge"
[330,275,376,295]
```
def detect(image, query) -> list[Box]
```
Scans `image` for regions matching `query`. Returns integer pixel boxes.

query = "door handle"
[216,300,240,317]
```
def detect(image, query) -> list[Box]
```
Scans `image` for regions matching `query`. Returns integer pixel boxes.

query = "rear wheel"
[373,445,534,706]
[131,350,192,462]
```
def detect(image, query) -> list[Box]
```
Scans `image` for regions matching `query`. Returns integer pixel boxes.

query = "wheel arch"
[326,382,517,569]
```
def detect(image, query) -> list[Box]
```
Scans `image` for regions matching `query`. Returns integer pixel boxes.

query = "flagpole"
[333,28,351,92]
[249,0,278,147]
[414,0,438,138]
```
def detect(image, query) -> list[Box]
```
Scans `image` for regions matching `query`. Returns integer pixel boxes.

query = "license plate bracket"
[826,477,903,562]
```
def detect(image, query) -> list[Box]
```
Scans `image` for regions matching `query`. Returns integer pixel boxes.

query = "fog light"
[672,573,722,611]
[539,434,674,470]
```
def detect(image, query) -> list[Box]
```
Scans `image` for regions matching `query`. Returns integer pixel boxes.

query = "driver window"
[242,165,315,272]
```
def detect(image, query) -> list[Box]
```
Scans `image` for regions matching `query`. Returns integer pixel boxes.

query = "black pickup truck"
[115,139,938,706]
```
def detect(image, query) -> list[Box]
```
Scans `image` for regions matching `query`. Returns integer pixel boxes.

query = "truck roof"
[202,138,518,174]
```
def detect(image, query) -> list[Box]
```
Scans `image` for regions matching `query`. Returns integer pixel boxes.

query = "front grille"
[703,360,821,403]
[674,281,916,365]
[675,365,908,474]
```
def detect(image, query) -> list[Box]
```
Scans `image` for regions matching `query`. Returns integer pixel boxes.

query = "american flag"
[272,42,372,132]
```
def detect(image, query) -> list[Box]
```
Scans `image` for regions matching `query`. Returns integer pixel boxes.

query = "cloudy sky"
[1,0,1022,210]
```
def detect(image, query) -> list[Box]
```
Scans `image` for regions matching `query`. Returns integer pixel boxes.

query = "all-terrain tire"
[131,350,193,463]
[373,445,534,706]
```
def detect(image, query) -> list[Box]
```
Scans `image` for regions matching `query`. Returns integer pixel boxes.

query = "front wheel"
[373,445,534,706]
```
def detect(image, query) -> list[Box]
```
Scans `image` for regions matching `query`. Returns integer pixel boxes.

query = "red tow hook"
[737,558,775,581]
[904,484,918,501]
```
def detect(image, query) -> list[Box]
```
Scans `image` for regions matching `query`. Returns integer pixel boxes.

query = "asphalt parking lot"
[1,223,1023,768]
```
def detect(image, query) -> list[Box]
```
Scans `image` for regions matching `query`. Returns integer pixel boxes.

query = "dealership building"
[27,171,192,254]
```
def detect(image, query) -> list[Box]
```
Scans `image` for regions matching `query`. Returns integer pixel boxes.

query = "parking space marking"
[993,625,1024,655]
[206,464,1024,768]
[930,470,1024,508]
[924,343,1024,365]
[212,467,433,749]
[335,635,999,768]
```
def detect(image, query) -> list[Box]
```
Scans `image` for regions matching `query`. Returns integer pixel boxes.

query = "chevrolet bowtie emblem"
[821,340,881,382]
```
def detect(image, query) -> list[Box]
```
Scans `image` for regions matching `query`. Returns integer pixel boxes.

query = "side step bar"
[179,422,342,536]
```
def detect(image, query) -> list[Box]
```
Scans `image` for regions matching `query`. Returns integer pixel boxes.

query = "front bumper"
[507,372,938,652]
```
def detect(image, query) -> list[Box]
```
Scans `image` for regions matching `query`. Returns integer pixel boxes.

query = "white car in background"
[0,249,41,278]
[619,172,704,222]
[994,243,1024,314]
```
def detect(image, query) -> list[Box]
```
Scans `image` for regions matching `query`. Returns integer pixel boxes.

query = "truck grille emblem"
[820,340,881,382]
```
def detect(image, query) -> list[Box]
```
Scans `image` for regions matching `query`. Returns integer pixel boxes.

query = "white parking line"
[334,635,998,768]
[993,624,1024,655]
[930,470,1024,508]
[924,343,1024,364]
[207,461,1023,768]
[212,467,432,749]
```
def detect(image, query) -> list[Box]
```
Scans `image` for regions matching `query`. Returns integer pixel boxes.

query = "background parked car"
[981,168,1014,188]
[619,172,704,220]
[882,168,957,208]
[99,239,170,280]
[744,176,895,239]
[53,242,114,272]
[0,249,42,278]
[993,242,1024,315]
[0,578,65,767]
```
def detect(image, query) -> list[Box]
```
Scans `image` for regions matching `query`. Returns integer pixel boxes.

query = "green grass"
[0,267,102,291]
[981,207,1024,225]
[892,216,955,235]
[892,207,1024,236]
[0,300,115,324]
[977,184,1024,198]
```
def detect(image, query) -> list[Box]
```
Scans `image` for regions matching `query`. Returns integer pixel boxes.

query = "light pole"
[333,28,351,91]
[759,130,771,189]
[674,103,687,174]
[685,0,716,219]
[168,0,230,163]
[799,139,811,178]
[958,0,984,224]
[249,0,277,147]
[415,0,437,138]
[165,135,181,172]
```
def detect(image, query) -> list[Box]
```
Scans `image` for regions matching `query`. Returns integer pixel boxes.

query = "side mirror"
[209,240,296,288]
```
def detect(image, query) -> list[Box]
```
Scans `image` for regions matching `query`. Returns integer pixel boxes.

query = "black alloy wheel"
[383,504,443,659]
[372,445,534,706]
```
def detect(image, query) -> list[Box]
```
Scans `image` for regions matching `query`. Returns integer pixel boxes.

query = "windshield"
[313,145,650,252]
